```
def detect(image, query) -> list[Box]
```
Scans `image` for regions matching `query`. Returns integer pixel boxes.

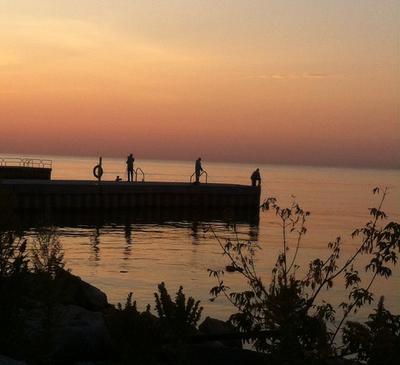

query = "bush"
[106,283,203,364]
[106,292,162,364]
[208,188,400,363]
[0,231,28,278]
[31,227,65,277]
[0,226,67,361]
[155,282,203,336]
[0,230,29,357]
[343,296,400,365]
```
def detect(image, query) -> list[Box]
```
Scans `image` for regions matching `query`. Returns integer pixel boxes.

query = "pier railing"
[190,170,208,183]
[135,167,145,182]
[0,157,52,169]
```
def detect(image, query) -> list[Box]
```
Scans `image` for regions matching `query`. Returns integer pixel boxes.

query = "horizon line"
[0,151,399,172]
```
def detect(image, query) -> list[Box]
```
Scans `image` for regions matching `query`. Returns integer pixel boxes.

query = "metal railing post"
[190,170,208,183]
[0,157,52,169]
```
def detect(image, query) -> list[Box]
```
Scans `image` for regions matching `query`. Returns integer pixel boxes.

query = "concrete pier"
[0,180,261,221]
[0,157,52,180]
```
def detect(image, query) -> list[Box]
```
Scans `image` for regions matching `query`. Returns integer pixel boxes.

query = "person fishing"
[126,154,135,182]
[195,157,203,184]
[250,168,261,187]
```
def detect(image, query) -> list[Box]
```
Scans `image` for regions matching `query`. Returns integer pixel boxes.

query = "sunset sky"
[0,0,399,168]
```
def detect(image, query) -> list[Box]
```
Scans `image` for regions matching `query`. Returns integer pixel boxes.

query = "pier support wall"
[1,180,260,216]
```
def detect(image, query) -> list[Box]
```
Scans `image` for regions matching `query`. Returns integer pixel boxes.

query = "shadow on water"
[14,206,260,230]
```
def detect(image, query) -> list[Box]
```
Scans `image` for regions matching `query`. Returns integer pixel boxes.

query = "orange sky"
[0,0,399,168]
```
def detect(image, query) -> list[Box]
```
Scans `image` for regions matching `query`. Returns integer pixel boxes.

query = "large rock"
[0,355,27,365]
[21,304,112,364]
[176,345,269,365]
[199,317,242,349]
[52,305,112,362]
[55,271,108,311]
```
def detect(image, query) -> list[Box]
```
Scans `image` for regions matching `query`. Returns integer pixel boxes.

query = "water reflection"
[89,227,101,263]
[190,221,202,245]
[57,220,260,266]
[248,224,259,242]
[20,209,260,281]
[123,223,133,261]
[18,207,260,263]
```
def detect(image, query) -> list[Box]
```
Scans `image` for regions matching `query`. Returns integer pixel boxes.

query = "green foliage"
[208,188,400,362]
[342,296,400,365]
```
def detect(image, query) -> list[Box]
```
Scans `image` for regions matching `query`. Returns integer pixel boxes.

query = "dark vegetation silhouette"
[107,283,204,364]
[0,227,67,363]
[31,227,65,277]
[0,224,210,364]
[0,187,399,364]
[208,187,400,364]
[154,282,203,335]
[343,296,400,365]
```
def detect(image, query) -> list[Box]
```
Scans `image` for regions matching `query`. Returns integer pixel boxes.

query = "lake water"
[16,155,400,321]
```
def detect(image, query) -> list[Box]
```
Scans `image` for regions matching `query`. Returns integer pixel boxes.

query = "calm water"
[15,154,400,320]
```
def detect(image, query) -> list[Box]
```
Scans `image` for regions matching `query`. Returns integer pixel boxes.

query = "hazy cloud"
[245,72,337,80]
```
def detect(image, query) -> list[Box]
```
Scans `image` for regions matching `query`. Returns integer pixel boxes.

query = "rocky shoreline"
[1,270,270,365]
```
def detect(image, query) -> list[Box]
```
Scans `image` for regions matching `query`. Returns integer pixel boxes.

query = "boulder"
[55,271,108,311]
[199,317,242,349]
[179,345,269,365]
[0,355,27,365]
[52,305,112,362]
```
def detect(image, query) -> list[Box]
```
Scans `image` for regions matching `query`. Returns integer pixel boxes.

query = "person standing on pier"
[126,154,135,182]
[251,168,261,187]
[195,157,203,184]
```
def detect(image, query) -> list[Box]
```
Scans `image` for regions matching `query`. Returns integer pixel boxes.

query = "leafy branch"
[207,187,400,361]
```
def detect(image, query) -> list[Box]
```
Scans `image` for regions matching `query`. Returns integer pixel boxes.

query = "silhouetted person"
[115,175,122,182]
[126,154,135,182]
[195,157,203,184]
[251,168,261,187]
